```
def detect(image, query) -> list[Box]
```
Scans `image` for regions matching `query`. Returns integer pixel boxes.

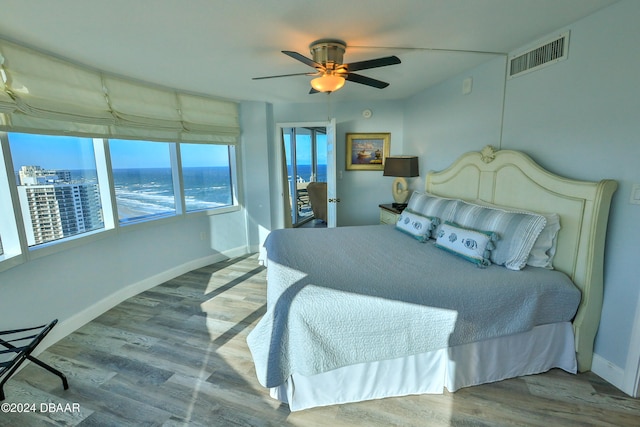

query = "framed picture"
[345,133,390,171]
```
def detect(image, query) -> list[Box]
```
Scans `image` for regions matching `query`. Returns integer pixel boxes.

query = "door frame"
[274,120,336,228]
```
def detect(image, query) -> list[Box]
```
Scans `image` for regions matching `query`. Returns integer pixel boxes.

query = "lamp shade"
[310,74,346,93]
[383,156,419,177]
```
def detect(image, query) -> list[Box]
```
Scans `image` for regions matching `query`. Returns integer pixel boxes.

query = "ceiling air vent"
[508,31,569,79]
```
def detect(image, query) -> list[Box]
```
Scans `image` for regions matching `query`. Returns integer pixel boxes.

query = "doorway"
[282,126,327,226]
[276,120,336,228]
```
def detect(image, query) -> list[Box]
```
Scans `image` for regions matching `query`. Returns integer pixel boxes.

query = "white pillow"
[527,212,561,269]
[435,222,497,267]
[395,210,438,242]
[452,200,547,270]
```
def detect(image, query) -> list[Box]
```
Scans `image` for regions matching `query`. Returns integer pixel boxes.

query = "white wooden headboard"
[425,145,617,372]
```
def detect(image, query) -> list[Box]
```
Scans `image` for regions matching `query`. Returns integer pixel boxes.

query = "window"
[0,134,22,265]
[109,139,177,224]
[0,131,237,265]
[1,39,240,267]
[8,133,105,247]
[180,143,233,212]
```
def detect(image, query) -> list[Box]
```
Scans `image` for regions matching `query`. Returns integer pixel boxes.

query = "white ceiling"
[0,0,617,104]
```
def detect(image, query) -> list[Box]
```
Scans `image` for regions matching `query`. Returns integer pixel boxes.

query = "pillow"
[395,210,438,242]
[451,200,547,270]
[406,192,460,237]
[527,212,561,269]
[435,222,497,267]
[472,200,561,269]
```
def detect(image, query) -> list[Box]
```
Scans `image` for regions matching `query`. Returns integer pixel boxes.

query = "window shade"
[0,53,16,114]
[0,39,239,144]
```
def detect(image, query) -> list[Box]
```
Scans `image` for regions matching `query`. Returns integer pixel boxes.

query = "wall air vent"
[508,31,570,79]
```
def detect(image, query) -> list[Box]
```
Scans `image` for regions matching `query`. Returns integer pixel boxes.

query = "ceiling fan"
[253,39,401,94]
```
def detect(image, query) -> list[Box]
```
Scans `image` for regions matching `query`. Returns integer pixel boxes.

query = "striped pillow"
[451,201,547,270]
[471,200,561,269]
[406,192,460,238]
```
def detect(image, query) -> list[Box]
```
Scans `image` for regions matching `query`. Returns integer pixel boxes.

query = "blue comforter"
[247,225,580,388]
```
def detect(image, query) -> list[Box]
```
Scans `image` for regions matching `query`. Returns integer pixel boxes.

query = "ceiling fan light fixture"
[310,73,345,93]
[253,38,400,94]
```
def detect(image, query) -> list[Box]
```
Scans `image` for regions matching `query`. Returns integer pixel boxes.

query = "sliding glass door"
[282,127,327,226]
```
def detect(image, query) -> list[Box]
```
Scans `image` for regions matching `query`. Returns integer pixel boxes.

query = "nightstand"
[379,203,405,225]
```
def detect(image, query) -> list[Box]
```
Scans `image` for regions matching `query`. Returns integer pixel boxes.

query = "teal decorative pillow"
[395,210,438,242]
[435,222,497,267]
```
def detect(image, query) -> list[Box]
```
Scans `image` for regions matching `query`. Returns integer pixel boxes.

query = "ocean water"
[66,167,232,221]
[181,167,233,211]
[112,167,233,220]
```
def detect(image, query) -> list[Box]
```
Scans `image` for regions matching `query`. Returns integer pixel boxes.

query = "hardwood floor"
[3,254,639,426]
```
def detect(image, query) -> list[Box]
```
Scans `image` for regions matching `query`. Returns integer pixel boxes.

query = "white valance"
[0,39,239,144]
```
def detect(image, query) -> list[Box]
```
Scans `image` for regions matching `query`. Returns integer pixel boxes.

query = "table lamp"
[383,156,419,208]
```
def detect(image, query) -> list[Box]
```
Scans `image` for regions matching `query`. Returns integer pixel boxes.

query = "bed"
[247,146,617,411]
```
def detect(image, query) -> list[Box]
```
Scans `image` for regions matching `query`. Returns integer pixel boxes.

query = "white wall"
[240,101,277,251]
[502,0,640,392]
[403,57,506,177]
[402,0,640,394]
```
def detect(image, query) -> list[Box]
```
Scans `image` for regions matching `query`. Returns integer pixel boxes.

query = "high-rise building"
[16,166,104,246]
[18,165,71,186]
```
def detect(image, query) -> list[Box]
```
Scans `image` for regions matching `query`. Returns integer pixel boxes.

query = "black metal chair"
[0,319,69,400]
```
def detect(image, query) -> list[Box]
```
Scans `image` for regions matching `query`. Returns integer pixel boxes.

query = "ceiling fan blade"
[345,73,390,89]
[252,72,318,80]
[282,50,325,70]
[345,55,401,72]
[309,87,319,94]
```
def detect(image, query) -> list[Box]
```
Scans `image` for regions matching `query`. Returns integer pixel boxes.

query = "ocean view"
[112,167,233,220]
[64,167,233,221]
[114,164,325,221]
[21,163,324,224]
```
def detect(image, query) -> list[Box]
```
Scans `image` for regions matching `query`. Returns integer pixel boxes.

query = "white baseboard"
[223,246,251,260]
[623,292,640,398]
[591,353,631,395]
[36,247,249,353]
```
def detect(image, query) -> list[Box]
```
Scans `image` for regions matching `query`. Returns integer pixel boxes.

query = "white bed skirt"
[269,322,577,411]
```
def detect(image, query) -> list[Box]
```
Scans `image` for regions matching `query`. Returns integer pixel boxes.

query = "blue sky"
[9,131,325,171]
[110,139,231,168]
[9,133,97,170]
[283,133,327,166]
[180,143,229,168]
[109,139,170,169]
[8,133,231,170]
